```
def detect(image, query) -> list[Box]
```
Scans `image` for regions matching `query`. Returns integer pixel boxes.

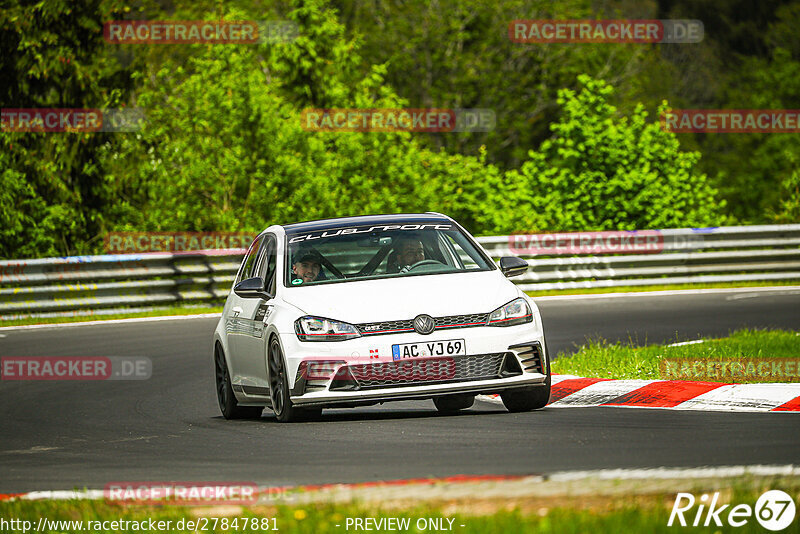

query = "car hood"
[282,270,518,323]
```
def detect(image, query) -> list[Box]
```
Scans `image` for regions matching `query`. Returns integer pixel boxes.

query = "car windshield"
[284,222,494,287]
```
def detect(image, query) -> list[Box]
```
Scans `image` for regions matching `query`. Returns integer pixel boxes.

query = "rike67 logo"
[669,490,796,530]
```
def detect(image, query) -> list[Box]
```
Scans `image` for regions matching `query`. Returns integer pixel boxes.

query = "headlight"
[487,298,533,327]
[295,316,362,341]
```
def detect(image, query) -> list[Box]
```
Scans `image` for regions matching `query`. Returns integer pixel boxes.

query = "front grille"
[433,312,490,328]
[331,353,509,390]
[356,312,490,336]
[356,319,414,335]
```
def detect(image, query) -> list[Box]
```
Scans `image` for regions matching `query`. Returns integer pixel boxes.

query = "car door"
[235,233,277,397]
[226,233,265,387]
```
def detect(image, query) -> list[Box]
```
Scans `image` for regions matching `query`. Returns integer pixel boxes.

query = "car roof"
[281,213,453,233]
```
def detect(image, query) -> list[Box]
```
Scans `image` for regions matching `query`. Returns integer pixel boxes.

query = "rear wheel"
[433,393,475,413]
[268,338,320,422]
[501,341,552,412]
[215,347,263,420]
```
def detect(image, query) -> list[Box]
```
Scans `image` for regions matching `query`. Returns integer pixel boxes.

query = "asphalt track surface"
[1,289,799,492]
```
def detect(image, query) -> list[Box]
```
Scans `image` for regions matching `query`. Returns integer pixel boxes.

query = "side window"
[257,235,277,295]
[237,235,264,283]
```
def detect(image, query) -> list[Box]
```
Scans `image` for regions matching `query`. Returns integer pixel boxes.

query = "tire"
[215,346,263,420]
[268,337,319,423]
[433,393,475,413]
[500,341,552,413]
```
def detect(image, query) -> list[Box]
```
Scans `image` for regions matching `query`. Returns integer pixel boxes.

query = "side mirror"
[233,277,272,299]
[499,256,529,278]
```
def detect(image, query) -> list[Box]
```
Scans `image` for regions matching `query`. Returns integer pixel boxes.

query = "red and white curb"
[480,375,800,412]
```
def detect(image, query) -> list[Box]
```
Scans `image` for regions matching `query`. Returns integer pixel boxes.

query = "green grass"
[526,279,800,297]
[1,481,798,533]
[551,328,800,382]
[0,305,223,328]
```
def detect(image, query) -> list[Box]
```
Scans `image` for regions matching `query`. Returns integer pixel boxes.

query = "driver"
[394,238,425,273]
[291,247,323,284]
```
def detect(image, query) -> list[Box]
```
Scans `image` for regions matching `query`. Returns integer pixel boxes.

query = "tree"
[99,1,514,237]
[0,0,137,258]
[505,75,722,231]
[654,0,800,223]
[331,0,659,170]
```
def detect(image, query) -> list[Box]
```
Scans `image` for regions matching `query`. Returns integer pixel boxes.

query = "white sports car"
[213,213,551,422]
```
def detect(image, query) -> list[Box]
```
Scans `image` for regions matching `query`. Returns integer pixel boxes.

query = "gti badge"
[413,314,435,335]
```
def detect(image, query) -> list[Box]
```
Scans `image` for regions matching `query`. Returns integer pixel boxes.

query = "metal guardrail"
[477,224,800,291]
[0,250,244,320]
[1,225,799,320]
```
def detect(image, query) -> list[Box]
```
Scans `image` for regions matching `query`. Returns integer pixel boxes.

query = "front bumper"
[281,324,547,406]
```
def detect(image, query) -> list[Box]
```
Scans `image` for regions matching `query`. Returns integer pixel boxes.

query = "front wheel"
[500,342,552,412]
[268,338,319,422]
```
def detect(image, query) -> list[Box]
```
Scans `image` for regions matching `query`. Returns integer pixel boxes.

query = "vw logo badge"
[413,314,435,335]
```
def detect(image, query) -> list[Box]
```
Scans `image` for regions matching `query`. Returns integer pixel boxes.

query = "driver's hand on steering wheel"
[399,259,443,274]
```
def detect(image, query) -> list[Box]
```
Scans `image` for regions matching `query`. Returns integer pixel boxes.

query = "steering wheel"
[404,259,445,272]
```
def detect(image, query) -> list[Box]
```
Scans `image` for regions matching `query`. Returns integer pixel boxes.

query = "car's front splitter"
[290,372,547,407]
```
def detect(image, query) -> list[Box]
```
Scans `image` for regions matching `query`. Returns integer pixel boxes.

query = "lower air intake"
[332,353,513,390]
[515,343,544,373]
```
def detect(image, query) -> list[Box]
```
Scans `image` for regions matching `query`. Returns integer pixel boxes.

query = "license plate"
[391,339,466,361]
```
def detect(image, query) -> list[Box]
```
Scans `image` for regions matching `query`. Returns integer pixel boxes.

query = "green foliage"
[100,1,509,236]
[332,0,656,170]
[655,0,800,224]
[0,0,137,257]
[1,0,740,259]
[268,0,364,108]
[336,0,800,225]
[774,167,800,223]
[506,76,722,232]
[0,160,52,258]
[708,45,800,223]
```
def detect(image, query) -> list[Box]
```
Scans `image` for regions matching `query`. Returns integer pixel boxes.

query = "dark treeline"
[1,0,797,259]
